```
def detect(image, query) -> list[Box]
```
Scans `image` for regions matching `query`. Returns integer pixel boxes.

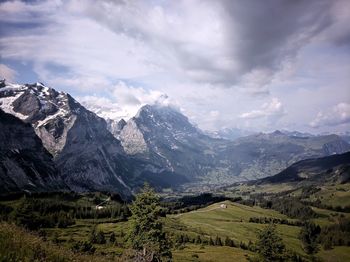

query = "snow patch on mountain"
[0,80,80,155]
[0,92,28,120]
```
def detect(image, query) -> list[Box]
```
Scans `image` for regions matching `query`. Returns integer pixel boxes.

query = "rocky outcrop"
[0,109,67,193]
[106,118,126,139]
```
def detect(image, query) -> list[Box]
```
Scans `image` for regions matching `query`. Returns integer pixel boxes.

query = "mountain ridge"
[0,109,68,193]
[0,80,135,195]
[250,151,350,185]
[1,80,350,194]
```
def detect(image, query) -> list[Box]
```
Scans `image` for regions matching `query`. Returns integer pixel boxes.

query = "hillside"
[255,152,350,185]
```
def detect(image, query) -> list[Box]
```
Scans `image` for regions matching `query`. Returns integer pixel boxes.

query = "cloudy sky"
[0,0,349,133]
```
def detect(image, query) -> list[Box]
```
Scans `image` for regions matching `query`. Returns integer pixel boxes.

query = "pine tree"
[209,237,214,246]
[89,225,97,243]
[224,236,235,247]
[254,223,286,261]
[195,235,202,244]
[215,236,222,246]
[96,230,106,244]
[183,234,189,243]
[109,232,116,244]
[299,221,321,255]
[224,236,230,246]
[126,183,172,261]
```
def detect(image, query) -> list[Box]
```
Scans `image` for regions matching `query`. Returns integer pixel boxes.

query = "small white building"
[220,204,227,209]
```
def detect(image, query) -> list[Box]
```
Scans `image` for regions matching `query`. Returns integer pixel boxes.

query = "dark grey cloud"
[0,0,349,133]
[221,0,332,80]
[87,0,339,90]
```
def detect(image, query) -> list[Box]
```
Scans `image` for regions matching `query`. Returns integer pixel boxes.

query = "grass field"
[172,245,252,262]
[168,201,304,255]
[2,193,350,261]
[223,182,350,209]
[168,201,350,261]
[318,246,350,262]
[31,199,350,261]
[308,184,350,207]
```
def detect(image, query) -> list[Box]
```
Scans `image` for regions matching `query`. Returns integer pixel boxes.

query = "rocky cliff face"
[106,118,126,140]
[0,81,77,156]
[119,105,222,182]
[0,80,132,195]
[0,109,67,193]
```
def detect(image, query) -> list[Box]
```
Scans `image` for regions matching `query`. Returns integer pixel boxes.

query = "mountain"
[280,130,314,138]
[0,80,136,195]
[253,152,350,185]
[216,130,350,181]
[118,105,350,187]
[0,109,67,193]
[338,132,350,144]
[1,80,349,194]
[106,118,127,140]
[118,104,221,183]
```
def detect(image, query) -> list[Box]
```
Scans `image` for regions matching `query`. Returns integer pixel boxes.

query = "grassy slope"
[0,222,110,262]
[38,200,350,261]
[168,201,350,260]
[172,245,252,262]
[225,182,350,208]
[318,246,350,262]
[309,184,350,207]
[3,195,350,261]
[169,201,304,255]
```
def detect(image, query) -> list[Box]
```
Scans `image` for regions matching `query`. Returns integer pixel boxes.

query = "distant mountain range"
[1,80,349,195]
[204,128,256,141]
[249,151,350,185]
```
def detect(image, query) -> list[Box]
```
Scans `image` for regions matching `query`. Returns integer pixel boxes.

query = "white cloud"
[239,98,285,119]
[78,81,172,121]
[310,102,350,128]
[77,96,125,120]
[0,64,18,82]
[0,0,349,133]
[112,81,166,107]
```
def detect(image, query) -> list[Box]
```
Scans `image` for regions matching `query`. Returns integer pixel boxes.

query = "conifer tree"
[109,232,116,244]
[126,183,172,261]
[96,230,106,244]
[299,221,321,255]
[254,224,286,261]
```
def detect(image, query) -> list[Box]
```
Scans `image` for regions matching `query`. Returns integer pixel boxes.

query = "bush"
[95,231,106,244]
[0,222,102,261]
[71,241,96,254]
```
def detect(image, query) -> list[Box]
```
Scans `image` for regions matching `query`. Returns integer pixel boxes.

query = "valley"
[1,1,350,260]
[1,80,349,195]
[0,80,349,261]
[1,177,350,261]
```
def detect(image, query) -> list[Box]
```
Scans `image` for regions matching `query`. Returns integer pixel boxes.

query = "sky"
[0,0,349,134]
